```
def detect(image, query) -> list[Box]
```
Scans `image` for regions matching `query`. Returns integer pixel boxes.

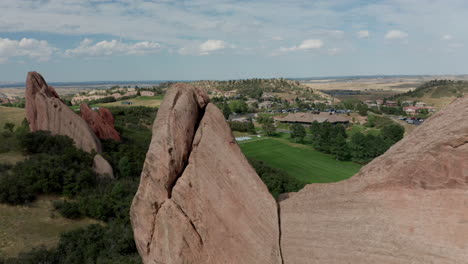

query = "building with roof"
[274,112,351,125]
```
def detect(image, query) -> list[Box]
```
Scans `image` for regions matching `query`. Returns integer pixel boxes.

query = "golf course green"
[240,138,362,183]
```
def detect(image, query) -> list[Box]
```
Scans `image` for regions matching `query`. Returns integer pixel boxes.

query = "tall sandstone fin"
[130,83,282,264]
[280,96,468,264]
[25,71,102,153]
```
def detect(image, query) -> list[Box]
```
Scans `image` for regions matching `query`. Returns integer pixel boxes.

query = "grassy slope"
[240,138,361,183]
[0,197,99,258]
[0,106,25,128]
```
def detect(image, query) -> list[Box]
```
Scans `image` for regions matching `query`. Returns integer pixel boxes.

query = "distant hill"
[192,78,336,102]
[398,80,468,98]
[390,80,468,109]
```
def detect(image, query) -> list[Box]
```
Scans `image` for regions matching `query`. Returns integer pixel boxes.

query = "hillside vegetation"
[192,78,333,101]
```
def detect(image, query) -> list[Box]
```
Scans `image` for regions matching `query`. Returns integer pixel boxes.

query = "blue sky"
[0,0,467,82]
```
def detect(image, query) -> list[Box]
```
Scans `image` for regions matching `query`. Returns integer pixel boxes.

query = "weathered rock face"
[280,96,468,264]
[93,154,114,179]
[80,104,121,142]
[25,71,101,153]
[131,83,282,264]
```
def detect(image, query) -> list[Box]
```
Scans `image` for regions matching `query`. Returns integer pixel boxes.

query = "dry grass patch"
[0,106,25,129]
[0,196,100,258]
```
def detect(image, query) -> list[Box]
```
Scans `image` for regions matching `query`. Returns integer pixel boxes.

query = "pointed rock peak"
[131,83,281,264]
[25,71,102,153]
[26,71,60,99]
[80,103,121,142]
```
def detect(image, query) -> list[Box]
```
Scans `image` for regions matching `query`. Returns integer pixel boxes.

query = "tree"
[221,103,231,119]
[290,124,306,143]
[263,123,276,136]
[118,156,132,178]
[3,122,15,133]
[381,124,404,143]
[228,100,248,113]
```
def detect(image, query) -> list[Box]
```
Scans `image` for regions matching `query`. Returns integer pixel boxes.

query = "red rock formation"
[280,96,468,263]
[25,71,101,153]
[131,83,282,264]
[80,104,121,142]
[99,107,115,125]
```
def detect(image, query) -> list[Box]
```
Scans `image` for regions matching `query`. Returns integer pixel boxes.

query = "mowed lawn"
[240,138,361,183]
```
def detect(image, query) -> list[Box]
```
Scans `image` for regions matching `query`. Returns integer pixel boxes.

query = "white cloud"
[385,30,408,40]
[442,34,453,40]
[199,40,226,54]
[0,37,56,62]
[273,39,324,56]
[179,39,230,55]
[64,39,161,57]
[357,30,370,38]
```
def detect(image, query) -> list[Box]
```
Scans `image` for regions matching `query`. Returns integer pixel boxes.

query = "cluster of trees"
[228,120,256,134]
[0,99,26,108]
[248,158,305,198]
[256,115,276,136]
[309,121,404,163]
[0,131,96,204]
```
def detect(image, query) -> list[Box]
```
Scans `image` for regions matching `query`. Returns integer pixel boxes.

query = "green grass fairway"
[240,138,361,183]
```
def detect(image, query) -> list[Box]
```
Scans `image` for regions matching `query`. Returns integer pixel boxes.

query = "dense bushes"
[1,222,140,264]
[0,140,96,204]
[249,158,305,198]
[228,120,256,133]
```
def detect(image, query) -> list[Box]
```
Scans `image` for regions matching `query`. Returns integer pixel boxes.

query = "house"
[403,106,419,115]
[261,93,274,100]
[364,100,374,105]
[259,101,274,109]
[385,101,398,107]
[274,112,351,125]
[246,99,258,105]
[230,116,251,123]
[415,101,427,107]
[141,91,155,97]
[376,100,384,105]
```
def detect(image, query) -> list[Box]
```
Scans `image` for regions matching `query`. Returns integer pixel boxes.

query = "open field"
[0,197,99,258]
[0,106,25,128]
[240,138,361,183]
[0,151,25,164]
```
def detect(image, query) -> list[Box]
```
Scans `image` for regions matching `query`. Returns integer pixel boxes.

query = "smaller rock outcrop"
[80,104,121,142]
[25,71,101,153]
[93,154,114,179]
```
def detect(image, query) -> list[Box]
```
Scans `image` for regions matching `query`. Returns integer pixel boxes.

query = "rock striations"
[130,83,282,264]
[280,95,468,264]
[80,103,121,142]
[25,71,102,153]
